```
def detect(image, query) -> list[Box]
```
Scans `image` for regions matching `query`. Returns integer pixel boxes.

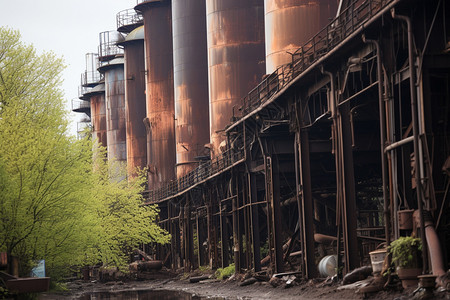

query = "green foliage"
[215,263,235,280]
[198,265,210,273]
[260,239,269,258]
[389,236,422,269]
[84,151,171,271]
[0,27,93,276]
[0,27,170,278]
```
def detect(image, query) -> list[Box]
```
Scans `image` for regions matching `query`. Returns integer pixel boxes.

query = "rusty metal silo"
[135,0,176,189]
[98,31,127,166]
[86,84,107,150]
[79,53,107,149]
[264,0,338,73]
[172,0,210,178]
[206,0,266,157]
[118,26,147,176]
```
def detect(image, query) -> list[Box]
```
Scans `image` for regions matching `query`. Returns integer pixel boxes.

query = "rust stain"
[206,0,266,157]
[173,0,210,178]
[141,1,176,189]
[264,0,338,73]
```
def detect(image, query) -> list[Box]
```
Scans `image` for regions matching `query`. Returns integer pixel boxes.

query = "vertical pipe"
[322,68,343,275]
[249,172,261,272]
[362,36,391,245]
[187,198,194,271]
[391,9,428,273]
[232,183,240,273]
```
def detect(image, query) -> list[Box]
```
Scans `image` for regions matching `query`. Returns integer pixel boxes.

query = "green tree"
[0,27,95,276]
[86,153,170,270]
[0,27,169,278]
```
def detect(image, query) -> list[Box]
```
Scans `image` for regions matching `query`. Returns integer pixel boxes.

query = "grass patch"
[215,263,235,280]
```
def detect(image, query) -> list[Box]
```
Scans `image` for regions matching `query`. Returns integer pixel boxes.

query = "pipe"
[413,211,446,283]
[362,36,391,246]
[321,66,343,276]
[384,136,414,153]
[391,8,428,274]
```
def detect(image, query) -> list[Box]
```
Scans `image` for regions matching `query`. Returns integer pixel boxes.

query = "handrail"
[116,8,143,32]
[239,0,391,119]
[72,99,90,111]
[98,31,124,60]
[81,70,103,87]
[147,148,245,203]
[81,53,103,86]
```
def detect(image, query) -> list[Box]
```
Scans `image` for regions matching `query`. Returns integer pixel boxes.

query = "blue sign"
[31,260,46,277]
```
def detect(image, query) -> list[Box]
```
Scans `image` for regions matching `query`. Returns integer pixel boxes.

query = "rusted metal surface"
[264,0,338,73]
[136,0,176,190]
[121,26,147,175]
[206,0,266,157]
[172,0,210,178]
[99,58,127,164]
[89,86,108,150]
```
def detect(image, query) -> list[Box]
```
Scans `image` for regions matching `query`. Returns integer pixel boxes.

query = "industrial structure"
[74,0,450,283]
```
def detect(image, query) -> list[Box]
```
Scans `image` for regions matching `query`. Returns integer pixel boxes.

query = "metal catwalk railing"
[72,99,90,112]
[240,0,390,117]
[116,8,144,32]
[98,31,125,61]
[147,149,245,203]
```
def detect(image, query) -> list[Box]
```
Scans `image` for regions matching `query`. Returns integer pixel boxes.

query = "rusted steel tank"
[206,0,266,157]
[135,0,176,189]
[172,0,210,178]
[86,84,107,150]
[98,57,127,165]
[119,26,147,176]
[264,0,338,73]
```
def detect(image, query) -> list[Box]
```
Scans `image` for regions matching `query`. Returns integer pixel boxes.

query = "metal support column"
[296,130,318,278]
[249,172,261,272]
[265,155,284,273]
[339,102,360,272]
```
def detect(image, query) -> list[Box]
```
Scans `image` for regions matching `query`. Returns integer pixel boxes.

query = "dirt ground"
[38,275,449,300]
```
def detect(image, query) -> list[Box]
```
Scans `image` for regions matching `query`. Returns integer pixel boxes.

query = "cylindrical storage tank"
[206,0,266,157]
[98,58,127,166]
[119,26,147,177]
[264,0,338,73]
[172,0,210,178]
[135,0,176,190]
[87,84,107,150]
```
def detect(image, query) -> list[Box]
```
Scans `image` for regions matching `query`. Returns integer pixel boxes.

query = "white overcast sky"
[0,0,137,135]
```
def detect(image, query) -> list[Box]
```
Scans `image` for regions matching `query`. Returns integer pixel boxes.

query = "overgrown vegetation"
[389,236,422,269]
[215,263,235,280]
[0,27,170,279]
